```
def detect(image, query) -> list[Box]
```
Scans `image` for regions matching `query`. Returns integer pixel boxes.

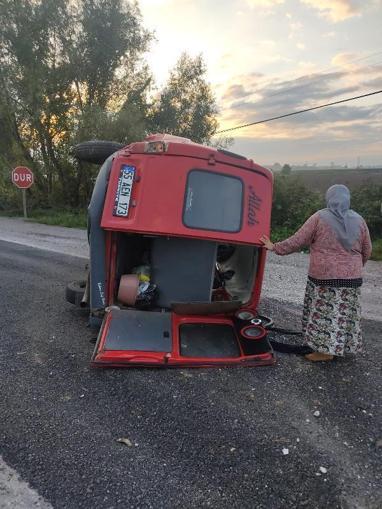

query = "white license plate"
[113,165,135,217]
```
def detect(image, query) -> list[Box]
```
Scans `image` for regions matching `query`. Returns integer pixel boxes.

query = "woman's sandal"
[304,352,334,362]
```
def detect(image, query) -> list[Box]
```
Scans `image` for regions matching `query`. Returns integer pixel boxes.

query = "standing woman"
[261,184,372,362]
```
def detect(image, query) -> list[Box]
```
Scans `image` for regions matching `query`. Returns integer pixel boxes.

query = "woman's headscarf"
[319,184,363,251]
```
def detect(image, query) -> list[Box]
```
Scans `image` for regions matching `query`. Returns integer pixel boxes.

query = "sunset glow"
[139,0,382,165]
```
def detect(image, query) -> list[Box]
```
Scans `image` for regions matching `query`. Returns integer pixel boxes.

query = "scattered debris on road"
[116,438,133,447]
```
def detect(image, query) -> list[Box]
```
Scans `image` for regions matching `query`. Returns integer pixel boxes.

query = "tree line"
[272,175,382,239]
[0,0,219,209]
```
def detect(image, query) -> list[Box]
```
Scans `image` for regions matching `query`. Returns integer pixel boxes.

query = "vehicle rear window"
[183,170,243,232]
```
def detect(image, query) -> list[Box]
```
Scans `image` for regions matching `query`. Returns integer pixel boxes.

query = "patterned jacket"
[273,212,372,280]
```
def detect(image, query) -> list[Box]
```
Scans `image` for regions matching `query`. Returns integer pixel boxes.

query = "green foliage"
[73,0,152,109]
[281,163,292,175]
[0,170,18,210]
[271,175,323,231]
[0,1,220,210]
[371,239,382,261]
[350,185,382,237]
[149,53,218,144]
[271,177,382,253]
[270,226,295,243]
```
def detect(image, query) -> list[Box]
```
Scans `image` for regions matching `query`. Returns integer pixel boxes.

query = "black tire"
[72,140,125,165]
[66,280,87,306]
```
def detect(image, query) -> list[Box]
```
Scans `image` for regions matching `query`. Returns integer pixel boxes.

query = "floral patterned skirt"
[302,279,363,356]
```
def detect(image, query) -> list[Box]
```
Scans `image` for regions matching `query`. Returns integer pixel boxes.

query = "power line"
[216,89,382,134]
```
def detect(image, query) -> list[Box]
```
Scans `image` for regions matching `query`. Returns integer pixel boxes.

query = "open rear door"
[92,308,275,368]
[92,309,173,367]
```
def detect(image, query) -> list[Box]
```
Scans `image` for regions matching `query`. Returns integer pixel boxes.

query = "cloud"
[297,61,319,74]
[228,71,351,113]
[222,84,252,101]
[358,64,382,75]
[217,62,382,145]
[288,21,303,39]
[220,72,264,101]
[331,52,382,77]
[245,0,284,7]
[231,125,382,164]
[288,19,305,47]
[258,39,277,49]
[276,104,381,127]
[226,78,362,125]
[139,0,172,6]
[243,0,285,16]
[331,52,361,70]
[362,76,382,88]
[322,31,336,38]
[300,0,361,22]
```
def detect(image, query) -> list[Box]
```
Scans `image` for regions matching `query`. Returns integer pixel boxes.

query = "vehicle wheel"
[66,280,87,306]
[72,140,125,165]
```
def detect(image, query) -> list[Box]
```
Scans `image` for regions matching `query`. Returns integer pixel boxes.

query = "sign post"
[12,166,34,219]
[22,189,27,219]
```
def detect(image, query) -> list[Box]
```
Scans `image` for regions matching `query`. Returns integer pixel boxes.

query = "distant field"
[285,168,382,192]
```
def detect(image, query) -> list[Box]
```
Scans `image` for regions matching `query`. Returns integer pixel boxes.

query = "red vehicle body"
[69,134,275,368]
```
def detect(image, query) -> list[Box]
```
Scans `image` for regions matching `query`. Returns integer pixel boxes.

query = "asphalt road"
[0,240,381,509]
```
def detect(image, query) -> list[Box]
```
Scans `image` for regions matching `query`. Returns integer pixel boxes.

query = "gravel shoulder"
[0,217,88,259]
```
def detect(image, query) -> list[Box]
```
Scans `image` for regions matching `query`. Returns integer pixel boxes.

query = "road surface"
[0,239,381,508]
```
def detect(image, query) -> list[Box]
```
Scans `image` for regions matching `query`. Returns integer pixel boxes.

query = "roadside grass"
[371,238,382,261]
[0,208,87,229]
[28,209,87,228]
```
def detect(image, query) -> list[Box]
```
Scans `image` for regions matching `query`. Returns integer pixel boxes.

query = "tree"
[0,3,224,210]
[271,175,323,231]
[281,163,292,175]
[351,185,382,237]
[70,0,152,111]
[149,53,218,144]
[0,0,152,207]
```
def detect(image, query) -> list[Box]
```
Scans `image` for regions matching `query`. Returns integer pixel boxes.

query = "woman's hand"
[260,235,275,251]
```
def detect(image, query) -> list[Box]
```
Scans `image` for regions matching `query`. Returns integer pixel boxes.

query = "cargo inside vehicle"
[112,232,260,308]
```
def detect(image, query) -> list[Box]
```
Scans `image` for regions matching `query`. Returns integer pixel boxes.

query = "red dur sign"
[12,166,34,189]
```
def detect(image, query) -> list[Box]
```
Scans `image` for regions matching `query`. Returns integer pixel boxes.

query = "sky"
[138,0,382,166]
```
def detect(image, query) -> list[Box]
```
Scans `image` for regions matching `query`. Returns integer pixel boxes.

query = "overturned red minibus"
[66,134,275,368]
